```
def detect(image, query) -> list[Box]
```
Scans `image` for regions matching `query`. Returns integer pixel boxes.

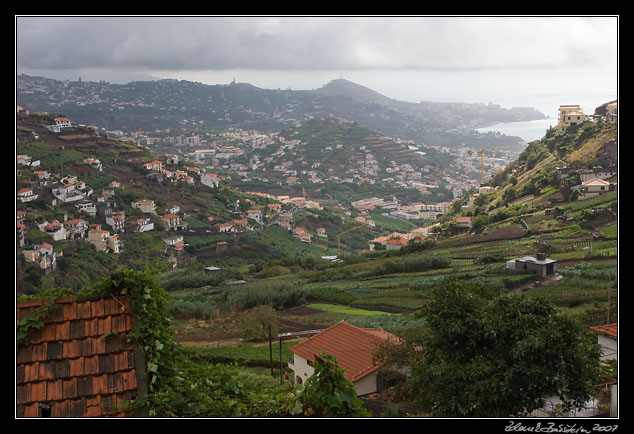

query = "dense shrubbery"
[220,283,308,311]
[160,269,228,291]
[309,254,451,283]
[168,291,218,320]
[346,314,427,336]
[379,255,450,275]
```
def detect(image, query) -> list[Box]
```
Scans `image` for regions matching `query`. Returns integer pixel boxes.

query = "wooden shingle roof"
[16,296,142,417]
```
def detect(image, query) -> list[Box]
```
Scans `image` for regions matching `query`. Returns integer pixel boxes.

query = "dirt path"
[506,273,563,296]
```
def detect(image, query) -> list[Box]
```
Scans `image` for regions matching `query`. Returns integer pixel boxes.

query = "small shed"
[506,253,557,277]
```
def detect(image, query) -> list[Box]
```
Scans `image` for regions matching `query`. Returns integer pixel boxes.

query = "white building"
[201,173,219,188]
[288,321,401,396]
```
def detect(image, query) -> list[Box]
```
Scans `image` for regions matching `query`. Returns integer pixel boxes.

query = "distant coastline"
[476,117,557,143]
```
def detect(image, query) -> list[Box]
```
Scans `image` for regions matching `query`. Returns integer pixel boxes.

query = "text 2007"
[593,426,618,433]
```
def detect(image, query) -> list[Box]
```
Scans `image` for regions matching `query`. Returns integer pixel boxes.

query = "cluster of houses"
[557,101,618,131]
[352,196,452,222]
[142,158,221,189]
[555,150,618,202]
[214,192,326,243]
[367,224,439,252]
[16,149,213,274]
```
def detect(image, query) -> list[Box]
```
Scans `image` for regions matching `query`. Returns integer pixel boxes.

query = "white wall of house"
[289,354,379,396]
[289,354,314,386]
[597,335,617,361]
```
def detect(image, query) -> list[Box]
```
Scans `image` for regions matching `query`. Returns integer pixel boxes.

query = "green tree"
[291,353,371,417]
[384,278,602,417]
[241,305,278,342]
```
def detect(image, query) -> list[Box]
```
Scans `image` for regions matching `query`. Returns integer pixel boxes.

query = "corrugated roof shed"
[16,296,142,417]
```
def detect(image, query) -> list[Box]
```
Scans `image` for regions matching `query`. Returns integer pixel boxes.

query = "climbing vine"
[18,268,372,417]
[17,288,73,347]
[87,268,295,417]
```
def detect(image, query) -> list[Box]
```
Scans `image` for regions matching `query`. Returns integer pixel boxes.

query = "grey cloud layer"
[16,16,617,72]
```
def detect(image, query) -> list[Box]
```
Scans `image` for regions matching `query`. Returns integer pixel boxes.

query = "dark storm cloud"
[17,17,352,71]
[16,16,617,72]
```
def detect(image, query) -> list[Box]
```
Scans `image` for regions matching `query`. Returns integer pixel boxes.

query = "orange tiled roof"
[289,321,400,383]
[16,296,140,418]
[589,323,618,339]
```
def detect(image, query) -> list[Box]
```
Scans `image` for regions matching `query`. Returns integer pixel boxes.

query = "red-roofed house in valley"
[131,200,156,214]
[16,295,146,417]
[385,237,408,250]
[18,188,38,203]
[577,178,612,200]
[288,321,401,396]
[65,219,88,239]
[55,117,72,128]
[200,173,219,189]
[22,243,57,274]
[246,209,263,224]
[87,229,121,254]
[142,160,163,172]
[161,214,187,231]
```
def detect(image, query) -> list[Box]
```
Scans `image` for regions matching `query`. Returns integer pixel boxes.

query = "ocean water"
[476,118,559,143]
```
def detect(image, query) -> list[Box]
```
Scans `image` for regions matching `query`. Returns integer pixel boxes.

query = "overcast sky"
[16,15,618,116]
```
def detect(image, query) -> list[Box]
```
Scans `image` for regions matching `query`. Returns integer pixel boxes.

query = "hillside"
[15,104,617,419]
[17,111,451,295]
[17,74,544,149]
[277,117,435,173]
[481,120,618,206]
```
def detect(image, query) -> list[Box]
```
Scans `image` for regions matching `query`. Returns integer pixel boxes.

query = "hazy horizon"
[16,16,618,119]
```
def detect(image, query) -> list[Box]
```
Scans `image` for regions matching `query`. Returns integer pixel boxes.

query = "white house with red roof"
[87,228,121,253]
[22,243,57,274]
[288,321,401,396]
[218,222,233,233]
[40,220,67,241]
[65,218,88,239]
[17,188,38,203]
[105,212,126,233]
[132,200,156,214]
[162,213,187,231]
[575,178,613,200]
[135,218,154,233]
[55,117,72,128]
[246,209,263,224]
[17,155,32,166]
[143,160,164,172]
[557,105,588,129]
[200,173,219,189]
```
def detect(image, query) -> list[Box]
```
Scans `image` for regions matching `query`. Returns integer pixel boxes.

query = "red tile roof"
[289,321,400,383]
[16,296,141,417]
[589,323,618,339]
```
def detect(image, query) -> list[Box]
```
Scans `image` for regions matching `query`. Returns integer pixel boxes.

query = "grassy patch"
[308,303,395,316]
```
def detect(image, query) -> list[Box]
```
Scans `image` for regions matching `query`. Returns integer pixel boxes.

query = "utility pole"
[269,325,274,377]
[607,271,612,325]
